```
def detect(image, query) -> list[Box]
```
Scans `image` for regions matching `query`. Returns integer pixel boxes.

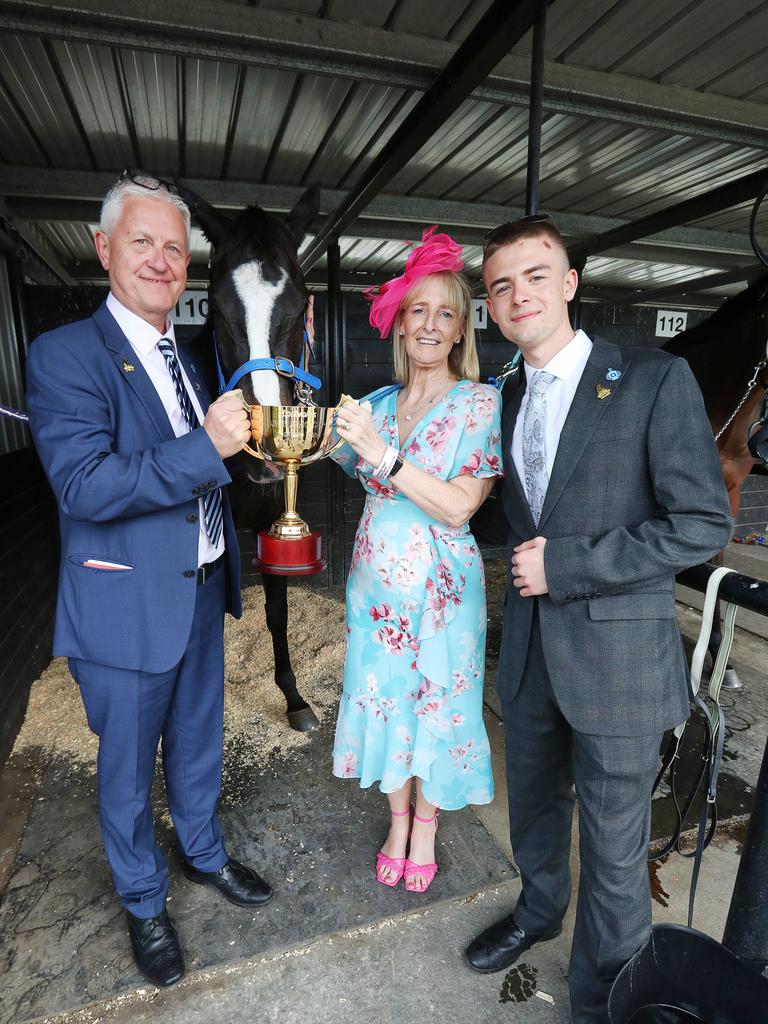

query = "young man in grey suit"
[464,219,733,1023]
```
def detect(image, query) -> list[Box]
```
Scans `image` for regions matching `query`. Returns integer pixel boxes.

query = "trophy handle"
[314,393,368,462]
[230,388,274,461]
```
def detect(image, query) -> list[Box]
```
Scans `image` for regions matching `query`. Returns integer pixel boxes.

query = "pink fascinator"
[364,226,464,339]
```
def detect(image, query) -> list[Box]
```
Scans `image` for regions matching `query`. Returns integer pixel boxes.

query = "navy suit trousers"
[69,568,228,918]
[500,603,664,1024]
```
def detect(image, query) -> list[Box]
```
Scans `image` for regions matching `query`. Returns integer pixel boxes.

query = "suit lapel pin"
[122,360,135,373]
[605,368,622,382]
[596,384,611,400]
[194,382,202,392]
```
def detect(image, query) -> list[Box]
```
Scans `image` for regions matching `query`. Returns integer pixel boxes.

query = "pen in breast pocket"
[83,559,132,571]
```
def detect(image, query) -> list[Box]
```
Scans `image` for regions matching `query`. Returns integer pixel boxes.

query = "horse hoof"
[721,668,743,690]
[287,706,320,732]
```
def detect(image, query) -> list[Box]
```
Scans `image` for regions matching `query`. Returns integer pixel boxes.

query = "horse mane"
[703,271,768,325]
[215,205,301,272]
[663,270,768,355]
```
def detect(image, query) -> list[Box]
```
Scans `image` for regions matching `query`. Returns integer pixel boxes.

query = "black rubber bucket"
[608,924,768,1024]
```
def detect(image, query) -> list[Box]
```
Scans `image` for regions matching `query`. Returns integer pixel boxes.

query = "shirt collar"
[524,329,593,383]
[106,292,175,357]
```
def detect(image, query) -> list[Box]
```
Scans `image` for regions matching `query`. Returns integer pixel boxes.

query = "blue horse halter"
[214,312,322,396]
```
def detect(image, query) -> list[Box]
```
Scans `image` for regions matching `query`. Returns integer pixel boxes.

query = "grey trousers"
[500,608,663,1024]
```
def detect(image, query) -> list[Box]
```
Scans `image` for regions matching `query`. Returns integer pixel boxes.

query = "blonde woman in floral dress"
[331,229,503,893]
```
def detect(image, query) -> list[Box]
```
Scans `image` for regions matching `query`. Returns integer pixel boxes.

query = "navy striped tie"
[158,338,223,548]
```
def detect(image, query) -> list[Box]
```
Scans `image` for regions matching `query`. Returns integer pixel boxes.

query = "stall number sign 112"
[655,310,688,338]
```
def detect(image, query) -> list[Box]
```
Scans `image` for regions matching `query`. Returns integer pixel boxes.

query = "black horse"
[174,182,322,731]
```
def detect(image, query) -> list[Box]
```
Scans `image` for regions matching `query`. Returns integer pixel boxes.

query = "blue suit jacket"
[26,301,242,673]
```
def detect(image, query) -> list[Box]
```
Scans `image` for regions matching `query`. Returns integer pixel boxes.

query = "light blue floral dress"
[331,380,503,810]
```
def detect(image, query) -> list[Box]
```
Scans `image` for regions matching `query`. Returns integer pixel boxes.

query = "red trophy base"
[252,530,327,576]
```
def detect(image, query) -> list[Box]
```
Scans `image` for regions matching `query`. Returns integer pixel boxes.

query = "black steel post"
[325,241,345,585]
[7,254,30,383]
[525,1,547,217]
[722,732,768,973]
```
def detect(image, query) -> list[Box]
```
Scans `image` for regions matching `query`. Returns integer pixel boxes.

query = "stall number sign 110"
[655,310,688,338]
[173,291,209,325]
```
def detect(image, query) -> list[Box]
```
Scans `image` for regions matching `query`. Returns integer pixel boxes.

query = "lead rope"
[650,568,737,926]
[686,567,737,926]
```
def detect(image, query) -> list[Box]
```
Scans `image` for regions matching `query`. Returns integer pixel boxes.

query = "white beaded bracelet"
[373,445,399,479]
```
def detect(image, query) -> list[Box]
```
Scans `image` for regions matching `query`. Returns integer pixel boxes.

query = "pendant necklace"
[402,380,454,421]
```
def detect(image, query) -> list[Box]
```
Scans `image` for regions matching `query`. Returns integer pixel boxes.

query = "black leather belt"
[197,553,225,586]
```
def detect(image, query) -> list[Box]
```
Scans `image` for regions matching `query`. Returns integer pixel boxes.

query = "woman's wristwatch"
[374,446,405,479]
[388,454,405,478]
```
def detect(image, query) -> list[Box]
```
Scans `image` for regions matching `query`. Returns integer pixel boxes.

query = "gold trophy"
[239,396,358,574]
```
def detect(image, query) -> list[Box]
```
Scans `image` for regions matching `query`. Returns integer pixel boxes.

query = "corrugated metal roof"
[0,0,766,305]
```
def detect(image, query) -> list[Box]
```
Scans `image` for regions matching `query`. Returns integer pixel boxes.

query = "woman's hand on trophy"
[335,401,386,465]
[203,393,251,458]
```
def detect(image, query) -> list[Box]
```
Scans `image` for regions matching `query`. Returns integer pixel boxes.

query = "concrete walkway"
[2,569,766,1024]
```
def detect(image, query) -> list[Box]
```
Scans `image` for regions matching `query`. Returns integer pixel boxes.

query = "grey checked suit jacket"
[483,336,733,737]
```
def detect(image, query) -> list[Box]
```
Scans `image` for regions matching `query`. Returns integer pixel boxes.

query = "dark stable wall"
[0,447,59,764]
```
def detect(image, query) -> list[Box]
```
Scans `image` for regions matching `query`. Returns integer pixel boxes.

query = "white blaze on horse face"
[232,262,288,406]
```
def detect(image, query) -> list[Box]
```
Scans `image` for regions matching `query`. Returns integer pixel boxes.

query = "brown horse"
[663,275,768,686]
[663,275,768,518]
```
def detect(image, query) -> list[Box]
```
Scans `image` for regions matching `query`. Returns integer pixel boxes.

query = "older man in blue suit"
[26,171,273,988]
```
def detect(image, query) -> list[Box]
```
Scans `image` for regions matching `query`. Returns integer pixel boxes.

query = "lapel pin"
[605,368,622,382]
[194,382,202,392]
[596,384,611,400]
[122,360,135,373]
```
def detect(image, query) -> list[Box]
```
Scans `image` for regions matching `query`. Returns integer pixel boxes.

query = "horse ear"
[173,181,232,247]
[285,183,320,246]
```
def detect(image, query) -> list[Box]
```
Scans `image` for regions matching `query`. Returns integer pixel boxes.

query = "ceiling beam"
[299,0,543,271]
[3,0,768,147]
[608,267,764,307]
[7,197,752,270]
[66,260,387,292]
[569,166,768,265]
[0,167,756,265]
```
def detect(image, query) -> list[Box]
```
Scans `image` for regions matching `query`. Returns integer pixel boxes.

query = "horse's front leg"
[262,573,320,731]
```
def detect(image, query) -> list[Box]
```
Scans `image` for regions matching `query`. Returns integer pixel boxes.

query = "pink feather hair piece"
[364,226,464,339]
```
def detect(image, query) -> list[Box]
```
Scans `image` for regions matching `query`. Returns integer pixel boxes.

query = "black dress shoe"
[126,909,185,988]
[182,857,274,907]
[464,913,562,974]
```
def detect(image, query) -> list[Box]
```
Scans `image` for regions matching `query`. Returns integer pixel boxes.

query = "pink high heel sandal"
[404,810,440,893]
[376,807,410,887]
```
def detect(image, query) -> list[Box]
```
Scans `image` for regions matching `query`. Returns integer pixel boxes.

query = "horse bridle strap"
[219,356,321,395]
[214,302,322,396]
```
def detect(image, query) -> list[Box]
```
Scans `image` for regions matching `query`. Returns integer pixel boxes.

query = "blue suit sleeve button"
[183,569,196,578]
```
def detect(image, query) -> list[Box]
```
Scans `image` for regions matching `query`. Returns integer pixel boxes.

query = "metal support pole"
[722,732,768,973]
[7,254,30,384]
[325,241,345,585]
[525,1,547,217]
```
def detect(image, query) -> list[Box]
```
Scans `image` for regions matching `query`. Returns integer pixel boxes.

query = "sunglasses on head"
[118,167,176,193]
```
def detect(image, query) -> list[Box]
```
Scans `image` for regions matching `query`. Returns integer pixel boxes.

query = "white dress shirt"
[106,292,225,566]
[512,329,593,487]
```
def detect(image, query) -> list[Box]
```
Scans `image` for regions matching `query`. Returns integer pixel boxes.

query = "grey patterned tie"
[521,370,556,526]
[158,339,223,548]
